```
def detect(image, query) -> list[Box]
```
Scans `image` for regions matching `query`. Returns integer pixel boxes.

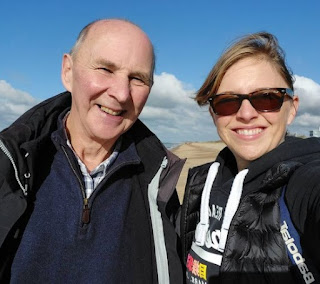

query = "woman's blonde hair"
[195,32,294,105]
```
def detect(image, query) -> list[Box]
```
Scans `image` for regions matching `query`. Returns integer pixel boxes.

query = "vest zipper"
[61,146,91,224]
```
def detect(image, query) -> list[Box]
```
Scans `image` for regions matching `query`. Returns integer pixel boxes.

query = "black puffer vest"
[181,138,320,283]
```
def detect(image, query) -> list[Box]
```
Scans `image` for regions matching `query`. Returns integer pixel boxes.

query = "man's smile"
[99,105,124,116]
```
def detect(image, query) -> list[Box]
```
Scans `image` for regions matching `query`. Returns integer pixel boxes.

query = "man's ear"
[61,54,73,92]
[287,95,299,125]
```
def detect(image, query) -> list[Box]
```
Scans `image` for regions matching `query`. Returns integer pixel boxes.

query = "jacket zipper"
[61,146,90,224]
[0,139,28,196]
[61,145,141,224]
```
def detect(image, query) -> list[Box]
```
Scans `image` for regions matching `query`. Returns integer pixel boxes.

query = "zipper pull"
[82,198,90,224]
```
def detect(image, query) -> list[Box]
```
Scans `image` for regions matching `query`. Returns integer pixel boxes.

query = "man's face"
[61,21,153,147]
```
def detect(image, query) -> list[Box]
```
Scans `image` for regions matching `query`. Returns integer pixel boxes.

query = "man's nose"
[108,76,131,103]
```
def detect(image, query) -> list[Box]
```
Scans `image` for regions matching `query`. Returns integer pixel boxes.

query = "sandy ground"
[171,141,226,203]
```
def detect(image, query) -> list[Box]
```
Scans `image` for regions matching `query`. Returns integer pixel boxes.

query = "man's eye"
[130,77,146,86]
[98,68,113,73]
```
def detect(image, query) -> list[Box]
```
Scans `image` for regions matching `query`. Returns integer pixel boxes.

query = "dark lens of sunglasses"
[212,90,285,115]
[213,95,241,115]
[250,90,283,111]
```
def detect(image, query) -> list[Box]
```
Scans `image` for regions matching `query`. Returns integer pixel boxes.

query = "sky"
[0,0,319,143]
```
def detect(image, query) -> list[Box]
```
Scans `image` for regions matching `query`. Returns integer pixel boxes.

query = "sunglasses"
[208,88,294,116]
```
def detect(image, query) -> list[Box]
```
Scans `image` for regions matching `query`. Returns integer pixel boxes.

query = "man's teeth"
[237,128,263,135]
[100,106,122,116]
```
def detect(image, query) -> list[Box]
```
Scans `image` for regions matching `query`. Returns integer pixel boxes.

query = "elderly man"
[0,19,184,283]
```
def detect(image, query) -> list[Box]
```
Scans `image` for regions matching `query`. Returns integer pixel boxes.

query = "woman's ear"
[61,54,73,92]
[209,105,217,125]
[287,95,299,125]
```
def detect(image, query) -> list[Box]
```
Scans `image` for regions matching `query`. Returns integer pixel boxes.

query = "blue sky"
[1,0,319,142]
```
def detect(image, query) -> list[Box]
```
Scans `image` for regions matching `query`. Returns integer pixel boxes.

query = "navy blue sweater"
[10,129,146,283]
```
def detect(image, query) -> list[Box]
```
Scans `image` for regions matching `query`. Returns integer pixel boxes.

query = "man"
[0,19,185,283]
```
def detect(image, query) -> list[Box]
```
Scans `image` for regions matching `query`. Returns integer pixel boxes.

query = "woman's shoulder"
[186,162,213,187]
[288,157,320,196]
[286,158,320,231]
[290,156,320,182]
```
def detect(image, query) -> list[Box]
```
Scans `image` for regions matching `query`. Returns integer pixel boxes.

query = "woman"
[181,32,320,283]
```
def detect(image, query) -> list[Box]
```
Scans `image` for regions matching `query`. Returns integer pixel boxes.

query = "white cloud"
[146,72,195,108]
[290,75,320,136]
[0,80,38,130]
[140,72,219,142]
[294,113,320,126]
[0,80,36,104]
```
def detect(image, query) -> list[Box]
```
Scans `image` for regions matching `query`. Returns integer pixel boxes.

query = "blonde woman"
[181,32,320,283]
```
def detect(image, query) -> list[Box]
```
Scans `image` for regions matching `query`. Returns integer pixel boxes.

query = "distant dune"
[171,141,226,203]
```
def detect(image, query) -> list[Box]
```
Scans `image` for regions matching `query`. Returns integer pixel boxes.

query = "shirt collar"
[62,111,122,175]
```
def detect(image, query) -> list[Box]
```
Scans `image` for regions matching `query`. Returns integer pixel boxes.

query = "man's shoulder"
[127,119,166,158]
[2,91,71,132]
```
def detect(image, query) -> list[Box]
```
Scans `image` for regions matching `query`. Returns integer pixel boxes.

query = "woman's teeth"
[236,128,263,135]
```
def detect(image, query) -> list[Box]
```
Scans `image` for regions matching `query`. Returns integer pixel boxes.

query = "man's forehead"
[76,20,154,75]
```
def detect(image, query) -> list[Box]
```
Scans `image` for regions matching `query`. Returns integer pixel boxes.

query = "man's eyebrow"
[96,58,152,84]
[96,58,117,69]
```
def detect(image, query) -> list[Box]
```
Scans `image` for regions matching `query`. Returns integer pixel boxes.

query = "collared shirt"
[63,113,121,198]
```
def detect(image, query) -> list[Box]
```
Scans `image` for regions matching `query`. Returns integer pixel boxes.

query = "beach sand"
[171,141,226,203]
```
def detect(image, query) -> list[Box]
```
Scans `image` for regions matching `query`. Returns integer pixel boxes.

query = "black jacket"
[0,91,185,283]
[181,136,320,283]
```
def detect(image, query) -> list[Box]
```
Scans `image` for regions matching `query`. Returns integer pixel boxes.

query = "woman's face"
[211,57,299,171]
